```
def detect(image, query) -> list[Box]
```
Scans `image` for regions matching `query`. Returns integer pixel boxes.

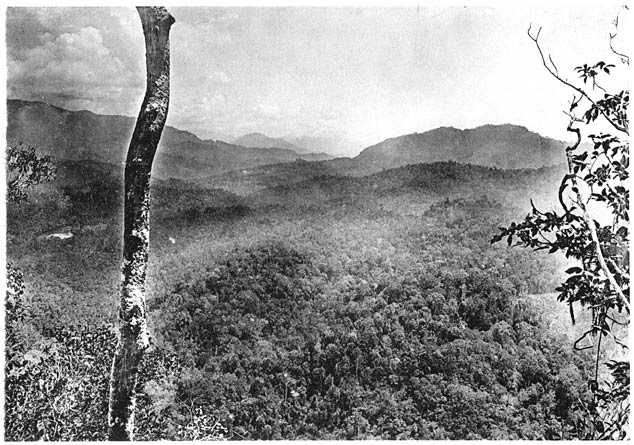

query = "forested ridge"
[5,157,601,439]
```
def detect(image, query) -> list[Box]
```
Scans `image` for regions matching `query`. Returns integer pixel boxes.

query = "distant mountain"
[234,132,302,151]
[233,132,336,161]
[196,125,571,194]
[286,135,364,157]
[354,124,568,171]
[6,99,332,179]
[7,99,199,165]
[7,100,568,186]
[198,130,236,144]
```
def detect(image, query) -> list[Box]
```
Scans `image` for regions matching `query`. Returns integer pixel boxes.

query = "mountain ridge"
[354,124,568,170]
[8,99,571,181]
[7,99,335,179]
[234,132,306,152]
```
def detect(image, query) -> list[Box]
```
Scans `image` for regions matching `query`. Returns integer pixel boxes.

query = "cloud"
[255,103,281,118]
[8,25,141,108]
[203,94,227,109]
[7,8,144,114]
[217,12,239,23]
[8,8,142,65]
[172,18,233,49]
[207,71,231,84]
[170,93,227,128]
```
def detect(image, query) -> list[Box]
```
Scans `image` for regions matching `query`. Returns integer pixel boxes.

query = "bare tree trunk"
[108,7,174,441]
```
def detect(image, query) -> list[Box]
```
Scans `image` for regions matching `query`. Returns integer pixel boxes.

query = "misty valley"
[5,99,619,440]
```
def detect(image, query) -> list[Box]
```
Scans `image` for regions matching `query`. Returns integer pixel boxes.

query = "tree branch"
[565,125,629,312]
[528,25,629,135]
[607,257,629,280]
[610,32,629,64]
[610,10,630,64]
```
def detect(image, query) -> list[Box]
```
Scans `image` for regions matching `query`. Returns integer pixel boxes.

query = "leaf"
[23,349,48,365]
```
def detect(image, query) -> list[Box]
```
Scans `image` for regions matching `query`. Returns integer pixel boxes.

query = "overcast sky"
[5,3,630,155]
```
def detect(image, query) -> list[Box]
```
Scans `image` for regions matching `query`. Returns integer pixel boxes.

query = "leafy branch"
[527,25,628,135]
[6,143,57,203]
[494,19,630,439]
[564,125,628,312]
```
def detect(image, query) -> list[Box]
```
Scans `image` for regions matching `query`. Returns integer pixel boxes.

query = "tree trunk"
[108,7,174,441]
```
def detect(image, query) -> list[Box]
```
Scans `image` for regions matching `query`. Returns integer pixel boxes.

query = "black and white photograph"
[3,2,630,440]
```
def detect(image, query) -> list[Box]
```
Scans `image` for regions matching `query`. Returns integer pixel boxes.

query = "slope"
[7,99,334,179]
[354,124,568,171]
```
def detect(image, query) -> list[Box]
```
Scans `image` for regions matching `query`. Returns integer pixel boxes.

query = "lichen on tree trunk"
[108,7,175,441]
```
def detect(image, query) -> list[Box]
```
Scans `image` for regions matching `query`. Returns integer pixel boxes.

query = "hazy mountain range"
[233,132,313,154]
[356,125,568,170]
[7,99,568,181]
[284,134,368,157]
[7,100,333,179]
[187,131,363,158]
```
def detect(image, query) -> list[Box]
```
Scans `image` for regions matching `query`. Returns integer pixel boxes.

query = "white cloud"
[207,71,231,84]
[174,20,232,48]
[218,12,239,22]
[205,94,227,109]
[255,103,281,118]
[170,93,227,128]
[8,24,142,109]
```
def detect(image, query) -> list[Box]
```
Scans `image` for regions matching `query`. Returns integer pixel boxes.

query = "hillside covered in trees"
[6,148,601,439]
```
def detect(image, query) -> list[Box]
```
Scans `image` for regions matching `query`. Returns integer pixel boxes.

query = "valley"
[5,100,603,440]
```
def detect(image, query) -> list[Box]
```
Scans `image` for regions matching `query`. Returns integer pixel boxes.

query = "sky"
[5,3,631,155]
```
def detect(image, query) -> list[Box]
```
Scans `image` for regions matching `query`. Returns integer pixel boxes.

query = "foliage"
[4,265,200,440]
[149,241,593,439]
[6,155,594,440]
[493,21,629,439]
[6,143,57,203]
[5,324,114,440]
[4,319,189,440]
